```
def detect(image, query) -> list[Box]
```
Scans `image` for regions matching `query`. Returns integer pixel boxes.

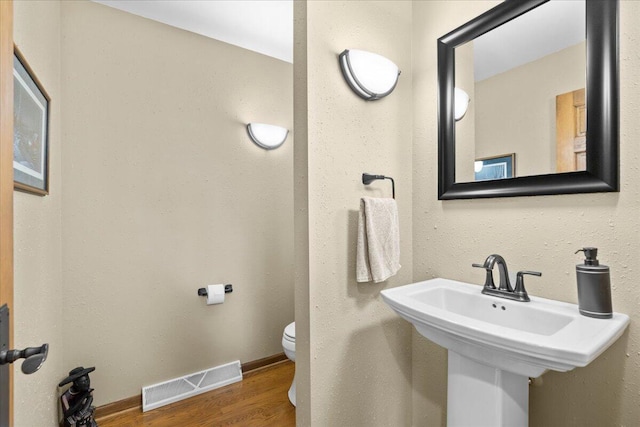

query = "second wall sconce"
[454,88,470,121]
[246,123,289,150]
[339,49,401,101]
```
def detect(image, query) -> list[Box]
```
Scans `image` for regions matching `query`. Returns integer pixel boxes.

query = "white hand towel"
[356,197,401,283]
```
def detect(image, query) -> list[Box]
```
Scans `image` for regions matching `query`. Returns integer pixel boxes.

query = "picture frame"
[474,153,516,182]
[13,46,50,196]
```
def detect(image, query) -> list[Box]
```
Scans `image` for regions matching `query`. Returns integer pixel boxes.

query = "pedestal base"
[447,352,529,427]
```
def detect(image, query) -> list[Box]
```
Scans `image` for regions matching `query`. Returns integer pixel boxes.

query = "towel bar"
[362,173,395,199]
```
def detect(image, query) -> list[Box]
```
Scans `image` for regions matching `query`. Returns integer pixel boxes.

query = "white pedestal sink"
[381,278,629,427]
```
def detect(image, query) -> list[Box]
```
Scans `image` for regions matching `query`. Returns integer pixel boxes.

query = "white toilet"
[281,322,296,406]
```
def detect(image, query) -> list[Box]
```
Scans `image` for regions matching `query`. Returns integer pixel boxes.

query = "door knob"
[0,343,49,374]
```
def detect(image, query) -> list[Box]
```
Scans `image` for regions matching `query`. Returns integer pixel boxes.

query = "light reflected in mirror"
[454,0,586,183]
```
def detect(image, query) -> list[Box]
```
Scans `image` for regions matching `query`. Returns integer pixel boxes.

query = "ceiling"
[93,1,583,77]
[92,0,293,63]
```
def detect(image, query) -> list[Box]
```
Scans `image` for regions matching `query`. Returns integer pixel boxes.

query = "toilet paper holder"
[198,284,233,297]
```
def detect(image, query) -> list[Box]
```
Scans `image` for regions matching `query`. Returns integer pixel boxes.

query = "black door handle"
[0,343,49,374]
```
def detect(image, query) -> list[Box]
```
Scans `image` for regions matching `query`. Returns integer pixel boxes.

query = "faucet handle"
[472,263,496,289]
[514,271,541,302]
[518,271,542,279]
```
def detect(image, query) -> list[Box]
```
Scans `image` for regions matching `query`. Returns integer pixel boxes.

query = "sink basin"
[381,277,629,377]
[413,286,573,335]
[381,278,629,426]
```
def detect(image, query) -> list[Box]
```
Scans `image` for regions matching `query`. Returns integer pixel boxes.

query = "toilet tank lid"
[284,322,295,339]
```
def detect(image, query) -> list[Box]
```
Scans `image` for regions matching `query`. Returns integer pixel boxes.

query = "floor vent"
[142,360,242,412]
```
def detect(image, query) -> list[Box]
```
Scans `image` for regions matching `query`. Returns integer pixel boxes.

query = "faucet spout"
[473,254,540,302]
[483,254,512,292]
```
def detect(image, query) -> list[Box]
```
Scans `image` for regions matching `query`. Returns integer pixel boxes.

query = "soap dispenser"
[575,247,612,319]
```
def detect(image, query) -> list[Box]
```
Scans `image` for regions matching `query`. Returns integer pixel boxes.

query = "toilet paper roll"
[206,284,225,305]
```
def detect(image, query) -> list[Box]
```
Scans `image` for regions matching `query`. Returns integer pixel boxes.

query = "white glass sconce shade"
[246,123,289,150]
[339,49,401,100]
[474,161,484,173]
[454,87,470,121]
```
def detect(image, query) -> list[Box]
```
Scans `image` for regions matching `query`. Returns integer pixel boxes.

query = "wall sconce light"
[339,49,401,100]
[246,123,289,150]
[454,87,470,121]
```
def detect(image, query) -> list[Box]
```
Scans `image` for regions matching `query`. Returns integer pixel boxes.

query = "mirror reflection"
[454,0,586,183]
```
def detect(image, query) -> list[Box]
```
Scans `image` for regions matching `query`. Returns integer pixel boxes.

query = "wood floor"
[97,361,296,427]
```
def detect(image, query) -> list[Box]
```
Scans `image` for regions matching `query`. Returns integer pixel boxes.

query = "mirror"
[438,0,619,199]
[455,1,586,182]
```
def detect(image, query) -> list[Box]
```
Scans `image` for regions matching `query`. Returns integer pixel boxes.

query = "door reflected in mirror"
[454,0,586,183]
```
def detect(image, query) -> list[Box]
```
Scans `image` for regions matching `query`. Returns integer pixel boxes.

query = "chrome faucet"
[473,254,541,302]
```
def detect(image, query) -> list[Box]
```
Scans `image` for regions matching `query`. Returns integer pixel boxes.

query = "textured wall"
[60,0,293,405]
[13,1,64,425]
[412,1,640,426]
[295,1,414,425]
[292,1,311,425]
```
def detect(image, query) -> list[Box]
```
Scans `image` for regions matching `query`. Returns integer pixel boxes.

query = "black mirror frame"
[438,0,619,200]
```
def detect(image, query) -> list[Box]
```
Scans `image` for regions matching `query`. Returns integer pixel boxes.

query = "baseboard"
[241,352,287,373]
[94,352,287,420]
[94,394,141,420]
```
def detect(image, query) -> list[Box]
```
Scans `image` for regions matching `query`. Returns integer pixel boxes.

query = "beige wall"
[59,1,293,406]
[292,1,311,424]
[13,1,65,426]
[413,2,640,426]
[475,42,586,177]
[13,0,294,420]
[295,1,413,425]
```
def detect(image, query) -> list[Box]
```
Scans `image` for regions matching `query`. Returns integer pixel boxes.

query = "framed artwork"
[475,153,515,182]
[13,46,50,195]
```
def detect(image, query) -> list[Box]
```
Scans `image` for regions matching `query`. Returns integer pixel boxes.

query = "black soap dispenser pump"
[575,247,612,319]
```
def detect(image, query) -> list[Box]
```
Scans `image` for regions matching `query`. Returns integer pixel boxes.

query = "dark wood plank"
[96,361,295,427]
